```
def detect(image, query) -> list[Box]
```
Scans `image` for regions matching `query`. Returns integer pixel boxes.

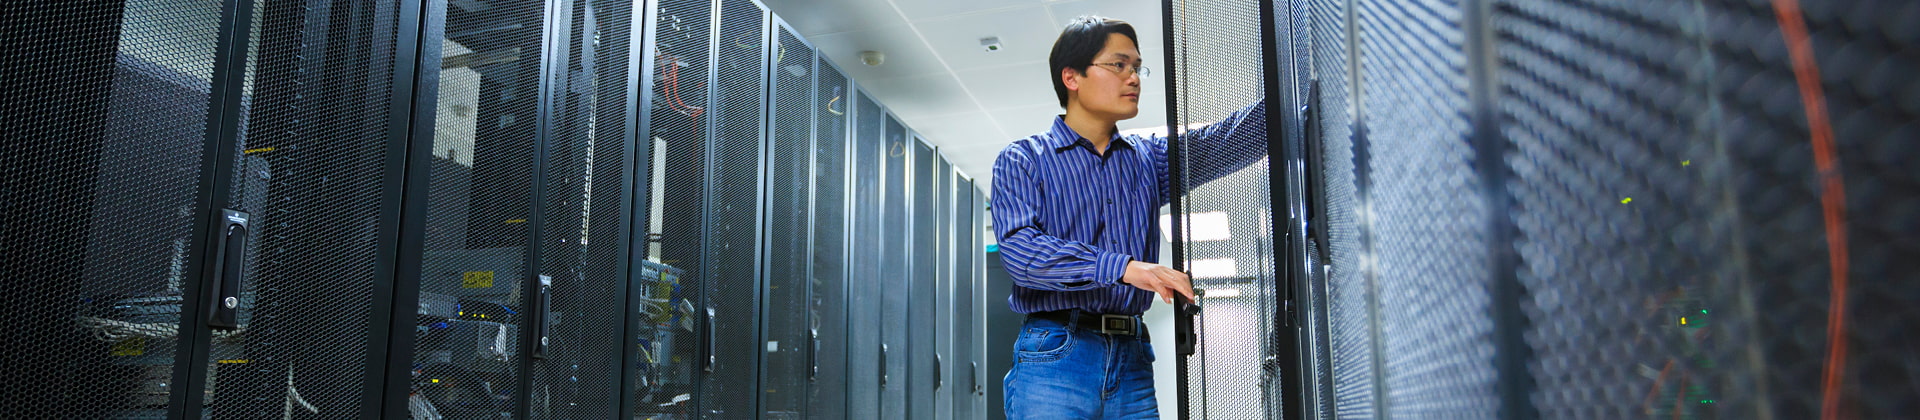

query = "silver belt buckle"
[1099,314,1135,335]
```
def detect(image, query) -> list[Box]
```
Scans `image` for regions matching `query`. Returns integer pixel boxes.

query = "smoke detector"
[980,37,1002,52]
[860,51,886,67]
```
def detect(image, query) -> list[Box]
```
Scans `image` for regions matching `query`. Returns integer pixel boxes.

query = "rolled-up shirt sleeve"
[991,143,1132,291]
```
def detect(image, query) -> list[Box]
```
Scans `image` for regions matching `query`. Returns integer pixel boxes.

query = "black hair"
[1049,16,1139,108]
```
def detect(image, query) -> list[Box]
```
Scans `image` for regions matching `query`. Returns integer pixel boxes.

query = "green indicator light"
[1701,309,1708,314]
[1701,400,1715,404]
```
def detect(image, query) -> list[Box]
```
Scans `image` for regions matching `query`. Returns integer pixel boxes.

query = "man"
[993,15,1268,419]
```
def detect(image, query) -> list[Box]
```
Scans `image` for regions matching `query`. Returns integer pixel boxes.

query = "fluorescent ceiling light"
[1188,258,1237,279]
[1159,211,1232,243]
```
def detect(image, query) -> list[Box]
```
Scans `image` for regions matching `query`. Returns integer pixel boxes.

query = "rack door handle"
[879,344,889,387]
[207,209,250,330]
[705,307,716,373]
[808,328,820,382]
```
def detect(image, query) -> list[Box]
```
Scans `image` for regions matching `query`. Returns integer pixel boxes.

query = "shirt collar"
[1046,115,1134,155]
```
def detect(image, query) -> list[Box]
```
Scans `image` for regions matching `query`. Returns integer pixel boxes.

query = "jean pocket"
[1014,326,1074,362]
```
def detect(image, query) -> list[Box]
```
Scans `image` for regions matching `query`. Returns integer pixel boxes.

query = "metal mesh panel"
[635,0,710,416]
[908,140,937,418]
[764,25,815,419]
[529,0,636,416]
[211,0,400,416]
[847,92,886,419]
[932,155,954,420]
[881,114,910,420]
[1166,0,1282,417]
[702,0,766,416]
[1493,0,1920,418]
[1299,0,1377,419]
[809,58,853,420]
[1352,0,1501,417]
[953,177,979,420]
[1272,0,1920,418]
[1,0,220,415]
[410,0,547,415]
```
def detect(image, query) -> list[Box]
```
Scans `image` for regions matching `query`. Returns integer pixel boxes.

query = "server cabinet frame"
[703,0,772,415]
[761,14,819,418]
[813,54,858,420]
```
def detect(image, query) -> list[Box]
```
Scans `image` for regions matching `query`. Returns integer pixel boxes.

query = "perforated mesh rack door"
[953,177,981,420]
[880,113,911,420]
[931,153,955,420]
[204,0,409,415]
[702,0,768,416]
[908,139,938,418]
[764,22,816,419]
[407,0,552,415]
[1276,0,1920,418]
[635,0,711,415]
[1489,0,1920,418]
[2,0,228,416]
[1164,0,1290,417]
[810,57,854,420]
[847,91,887,419]
[528,0,639,416]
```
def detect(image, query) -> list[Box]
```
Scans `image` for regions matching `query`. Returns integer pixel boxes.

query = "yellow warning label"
[110,337,145,356]
[463,271,495,288]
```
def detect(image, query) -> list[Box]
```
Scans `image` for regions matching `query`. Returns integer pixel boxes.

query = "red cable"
[1769,1,1851,419]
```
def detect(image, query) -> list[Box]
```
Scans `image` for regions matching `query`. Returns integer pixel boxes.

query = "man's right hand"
[1120,260,1196,304]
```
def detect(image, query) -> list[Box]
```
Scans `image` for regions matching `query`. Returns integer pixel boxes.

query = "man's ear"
[1061,66,1081,94]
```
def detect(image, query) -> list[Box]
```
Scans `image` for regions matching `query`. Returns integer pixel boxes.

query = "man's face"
[1068,33,1143,121]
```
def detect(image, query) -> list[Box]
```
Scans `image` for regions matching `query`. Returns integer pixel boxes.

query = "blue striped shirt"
[992,101,1268,315]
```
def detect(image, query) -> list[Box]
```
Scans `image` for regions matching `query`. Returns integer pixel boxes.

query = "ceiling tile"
[809,25,948,83]
[952,61,1057,111]
[857,73,982,121]
[761,0,908,36]
[1045,0,1164,47]
[890,0,1043,22]
[912,7,1060,73]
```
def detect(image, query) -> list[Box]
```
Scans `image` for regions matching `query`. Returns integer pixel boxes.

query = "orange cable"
[1768,1,1852,419]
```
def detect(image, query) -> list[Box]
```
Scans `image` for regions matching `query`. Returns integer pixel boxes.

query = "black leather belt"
[1029,309,1141,336]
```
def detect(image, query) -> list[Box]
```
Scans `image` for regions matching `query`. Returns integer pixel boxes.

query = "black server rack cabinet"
[1,0,420,416]
[879,113,911,420]
[1163,0,1297,419]
[1175,0,1920,419]
[394,0,566,415]
[951,175,985,420]
[809,54,854,420]
[526,0,642,416]
[704,0,770,416]
[633,0,714,416]
[762,16,815,420]
[906,138,936,419]
[847,90,887,419]
[930,151,955,420]
[970,182,990,419]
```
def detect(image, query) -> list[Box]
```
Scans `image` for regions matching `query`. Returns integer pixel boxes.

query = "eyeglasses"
[1091,61,1151,78]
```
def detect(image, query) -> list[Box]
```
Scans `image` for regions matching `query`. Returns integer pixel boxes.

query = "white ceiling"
[760,0,1166,194]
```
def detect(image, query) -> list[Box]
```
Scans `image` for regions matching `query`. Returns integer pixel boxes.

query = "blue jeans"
[1003,314,1158,419]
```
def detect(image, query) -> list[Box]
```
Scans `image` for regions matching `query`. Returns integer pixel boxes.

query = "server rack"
[906,138,937,418]
[701,0,771,416]
[951,175,984,420]
[931,152,956,420]
[809,55,855,420]
[879,113,911,420]
[846,90,888,419]
[761,16,815,419]
[1166,0,1920,419]
[7,0,998,417]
